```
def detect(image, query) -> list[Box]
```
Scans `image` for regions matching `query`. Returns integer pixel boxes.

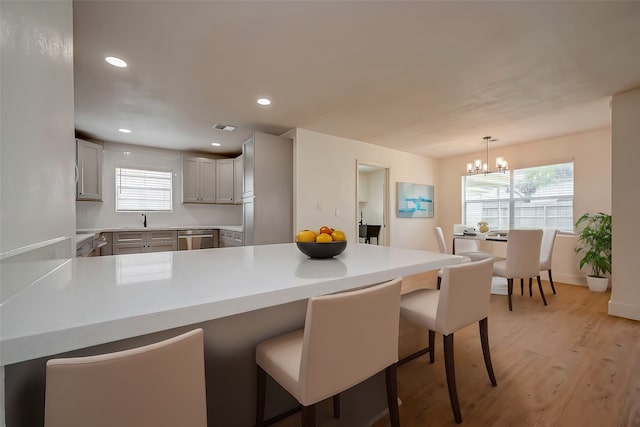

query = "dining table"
[452,232,508,255]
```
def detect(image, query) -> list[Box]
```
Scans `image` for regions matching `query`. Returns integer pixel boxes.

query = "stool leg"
[385,363,401,427]
[479,318,497,386]
[520,278,524,295]
[443,333,462,423]
[537,276,548,306]
[428,330,435,363]
[256,366,267,427]
[529,277,533,297]
[507,278,513,311]
[301,404,316,427]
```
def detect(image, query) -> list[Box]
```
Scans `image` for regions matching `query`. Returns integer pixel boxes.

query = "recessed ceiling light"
[118,128,131,133]
[257,98,271,106]
[211,142,221,147]
[105,56,127,68]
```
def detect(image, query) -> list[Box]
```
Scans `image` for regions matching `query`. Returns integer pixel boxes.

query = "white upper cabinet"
[242,137,255,198]
[182,156,216,203]
[76,139,103,201]
[216,158,234,203]
[233,155,243,204]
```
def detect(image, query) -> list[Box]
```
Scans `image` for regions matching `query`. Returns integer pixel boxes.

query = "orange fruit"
[331,230,346,241]
[296,230,316,242]
[316,233,333,243]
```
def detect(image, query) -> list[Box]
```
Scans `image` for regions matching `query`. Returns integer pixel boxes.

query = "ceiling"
[73,1,640,159]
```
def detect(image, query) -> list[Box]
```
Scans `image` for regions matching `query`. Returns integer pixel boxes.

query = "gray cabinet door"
[216,159,234,203]
[233,155,243,204]
[198,158,216,203]
[76,139,103,201]
[242,136,255,198]
[183,156,216,203]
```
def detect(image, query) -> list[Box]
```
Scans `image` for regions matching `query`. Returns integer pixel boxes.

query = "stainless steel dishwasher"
[177,229,219,250]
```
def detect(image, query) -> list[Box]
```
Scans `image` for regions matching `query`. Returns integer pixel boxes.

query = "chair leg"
[301,404,316,427]
[529,277,533,297]
[332,394,340,419]
[428,330,435,363]
[537,276,548,306]
[398,330,436,366]
[548,269,556,294]
[507,278,513,311]
[520,278,524,295]
[256,366,267,427]
[479,318,497,386]
[385,363,401,427]
[437,276,442,290]
[443,333,462,423]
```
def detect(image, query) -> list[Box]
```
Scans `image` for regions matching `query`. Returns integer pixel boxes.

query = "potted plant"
[575,212,612,292]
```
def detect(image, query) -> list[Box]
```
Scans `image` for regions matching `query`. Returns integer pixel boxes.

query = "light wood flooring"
[272,271,640,427]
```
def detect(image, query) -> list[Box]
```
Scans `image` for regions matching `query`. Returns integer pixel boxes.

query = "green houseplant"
[575,212,612,292]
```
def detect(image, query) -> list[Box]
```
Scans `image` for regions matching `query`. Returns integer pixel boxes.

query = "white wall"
[610,88,640,321]
[437,127,612,286]
[0,0,75,254]
[76,142,242,229]
[293,129,439,251]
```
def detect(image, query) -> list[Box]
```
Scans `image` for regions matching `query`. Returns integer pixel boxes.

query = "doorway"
[356,161,390,246]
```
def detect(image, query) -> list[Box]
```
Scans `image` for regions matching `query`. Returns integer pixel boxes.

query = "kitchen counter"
[1,243,460,366]
[75,233,95,245]
[77,224,243,233]
[2,243,462,426]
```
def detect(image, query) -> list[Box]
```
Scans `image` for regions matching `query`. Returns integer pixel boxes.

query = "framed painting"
[397,182,434,218]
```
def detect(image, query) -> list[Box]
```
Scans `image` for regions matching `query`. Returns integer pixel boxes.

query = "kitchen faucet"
[141,213,147,228]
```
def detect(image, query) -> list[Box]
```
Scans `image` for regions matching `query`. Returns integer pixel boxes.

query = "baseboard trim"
[608,300,640,321]
[553,273,586,286]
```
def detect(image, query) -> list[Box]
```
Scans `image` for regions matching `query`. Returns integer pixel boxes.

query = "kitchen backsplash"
[76,141,242,229]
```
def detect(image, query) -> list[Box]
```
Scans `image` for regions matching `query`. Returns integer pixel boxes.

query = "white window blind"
[115,167,173,212]
[463,162,574,231]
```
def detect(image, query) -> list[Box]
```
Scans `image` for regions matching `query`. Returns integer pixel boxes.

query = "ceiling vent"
[212,123,236,132]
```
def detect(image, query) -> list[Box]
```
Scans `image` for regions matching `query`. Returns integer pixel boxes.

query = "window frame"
[115,166,174,212]
[462,161,574,231]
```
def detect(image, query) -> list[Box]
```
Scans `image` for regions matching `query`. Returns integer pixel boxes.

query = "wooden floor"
[272,271,640,427]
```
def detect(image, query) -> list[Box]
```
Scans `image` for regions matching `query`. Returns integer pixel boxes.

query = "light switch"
[335,208,340,217]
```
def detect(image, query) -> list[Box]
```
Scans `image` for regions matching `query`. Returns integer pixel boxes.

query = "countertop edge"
[77,225,243,233]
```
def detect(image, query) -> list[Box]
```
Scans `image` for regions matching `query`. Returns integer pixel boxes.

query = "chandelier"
[466,136,508,175]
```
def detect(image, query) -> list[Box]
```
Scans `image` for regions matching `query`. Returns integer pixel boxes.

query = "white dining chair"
[492,229,545,311]
[539,228,558,295]
[255,278,402,427]
[44,328,207,427]
[436,227,493,260]
[399,258,496,424]
[434,227,472,289]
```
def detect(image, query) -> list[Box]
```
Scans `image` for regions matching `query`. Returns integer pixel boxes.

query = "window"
[115,167,173,212]
[463,162,574,231]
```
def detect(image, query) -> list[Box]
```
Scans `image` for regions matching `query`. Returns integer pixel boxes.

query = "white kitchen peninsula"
[2,243,462,426]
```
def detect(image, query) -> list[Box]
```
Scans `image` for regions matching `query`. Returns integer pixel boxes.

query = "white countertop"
[77,225,243,233]
[0,243,462,366]
[75,233,95,245]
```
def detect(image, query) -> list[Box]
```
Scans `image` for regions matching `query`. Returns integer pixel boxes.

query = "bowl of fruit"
[295,226,347,259]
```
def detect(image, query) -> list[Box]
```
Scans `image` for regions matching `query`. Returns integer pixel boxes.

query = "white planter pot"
[586,276,609,292]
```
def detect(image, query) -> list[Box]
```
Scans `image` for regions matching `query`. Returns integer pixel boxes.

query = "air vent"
[212,124,236,132]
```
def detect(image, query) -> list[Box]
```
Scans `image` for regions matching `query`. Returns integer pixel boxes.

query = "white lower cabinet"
[219,229,243,247]
[112,231,177,254]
